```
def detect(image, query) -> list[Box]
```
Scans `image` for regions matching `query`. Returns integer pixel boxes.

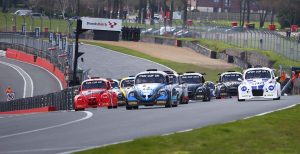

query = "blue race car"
[126,69,179,110]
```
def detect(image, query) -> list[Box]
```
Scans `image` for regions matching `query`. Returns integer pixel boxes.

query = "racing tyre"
[273,91,281,100]
[165,99,172,108]
[273,97,280,100]
[179,96,184,104]
[133,106,139,110]
[108,106,113,109]
[126,105,132,110]
[172,103,178,107]
[75,108,85,111]
[113,106,118,109]
[238,98,245,102]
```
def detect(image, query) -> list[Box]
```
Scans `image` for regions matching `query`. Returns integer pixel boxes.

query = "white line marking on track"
[0,60,33,98]
[5,58,63,90]
[12,64,34,97]
[0,111,93,139]
[243,104,298,120]
[59,139,134,154]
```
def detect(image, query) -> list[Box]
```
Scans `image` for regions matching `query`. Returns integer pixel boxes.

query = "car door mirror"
[275,77,280,82]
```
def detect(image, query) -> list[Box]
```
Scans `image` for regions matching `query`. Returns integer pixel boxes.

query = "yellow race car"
[118,76,135,106]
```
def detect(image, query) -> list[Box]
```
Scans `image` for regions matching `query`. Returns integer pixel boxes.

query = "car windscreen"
[222,74,242,82]
[180,75,202,84]
[82,80,107,90]
[121,79,134,88]
[168,75,178,84]
[111,81,119,88]
[245,70,271,79]
[135,74,165,84]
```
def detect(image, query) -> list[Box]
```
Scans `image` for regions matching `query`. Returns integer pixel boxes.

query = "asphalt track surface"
[0,96,299,154]
[78,44,171,79]
[1,45,299,154]
[0,57,62,101]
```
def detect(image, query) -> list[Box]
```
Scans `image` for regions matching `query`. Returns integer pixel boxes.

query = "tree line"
[1,0,299,28]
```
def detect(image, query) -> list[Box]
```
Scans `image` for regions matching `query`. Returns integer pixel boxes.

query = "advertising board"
[81,17,122,31]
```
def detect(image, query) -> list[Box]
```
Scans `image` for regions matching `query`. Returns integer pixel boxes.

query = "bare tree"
[57,0,69,19]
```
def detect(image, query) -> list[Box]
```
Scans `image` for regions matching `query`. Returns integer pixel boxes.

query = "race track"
[0,96,299,154]
[0,57,62,101]
[0,44,299,154]
[78,44,171,79]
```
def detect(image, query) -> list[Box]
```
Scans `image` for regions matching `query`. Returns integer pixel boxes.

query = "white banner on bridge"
[81,17,122,32]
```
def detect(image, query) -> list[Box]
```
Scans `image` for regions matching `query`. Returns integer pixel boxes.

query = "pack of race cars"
[74,66,282,111]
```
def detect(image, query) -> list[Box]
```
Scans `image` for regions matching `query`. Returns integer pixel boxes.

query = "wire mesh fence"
[0,86,79,112]
[0,33,71,73]
[131,18,300,62]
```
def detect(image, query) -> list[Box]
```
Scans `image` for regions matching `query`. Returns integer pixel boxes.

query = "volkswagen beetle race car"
[74,78,118,111]
[180,72,211,101]
[164,71,189,104]
[215,71,243,99]
[126,69,179,110]
[118,76,135,106]
[110,79,122,103]
[238,67,281,101]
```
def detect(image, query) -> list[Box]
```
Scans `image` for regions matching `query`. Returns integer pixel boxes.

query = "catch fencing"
[0,33,71,73]
[129,18,300,62]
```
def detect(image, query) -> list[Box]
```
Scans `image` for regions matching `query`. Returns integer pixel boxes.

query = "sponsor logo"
[108,21,117,28]
[268,85,275,91]
[241,86,247,91]
[86,21,117,28]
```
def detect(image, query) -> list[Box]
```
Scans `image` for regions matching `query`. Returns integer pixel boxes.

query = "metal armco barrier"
[0,86,79,112]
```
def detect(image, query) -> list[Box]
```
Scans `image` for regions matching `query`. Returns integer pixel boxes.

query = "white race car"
[238,67,281,101]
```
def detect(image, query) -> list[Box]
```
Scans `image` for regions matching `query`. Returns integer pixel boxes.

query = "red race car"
[74,78,118,111]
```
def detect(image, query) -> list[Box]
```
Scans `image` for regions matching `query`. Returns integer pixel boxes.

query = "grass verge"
[0,12,72,33]
[77,104,300,154]
[82,40,240,82]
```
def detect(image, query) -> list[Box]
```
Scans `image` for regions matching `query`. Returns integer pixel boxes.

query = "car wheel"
[108,106,113,109]
[113,106,118,109]
[133,106,139,110]
[126,105,132,110]
[273,91,281,100]
[179,95,184,104]
[238,98,245,102]
[165,98,172,108]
